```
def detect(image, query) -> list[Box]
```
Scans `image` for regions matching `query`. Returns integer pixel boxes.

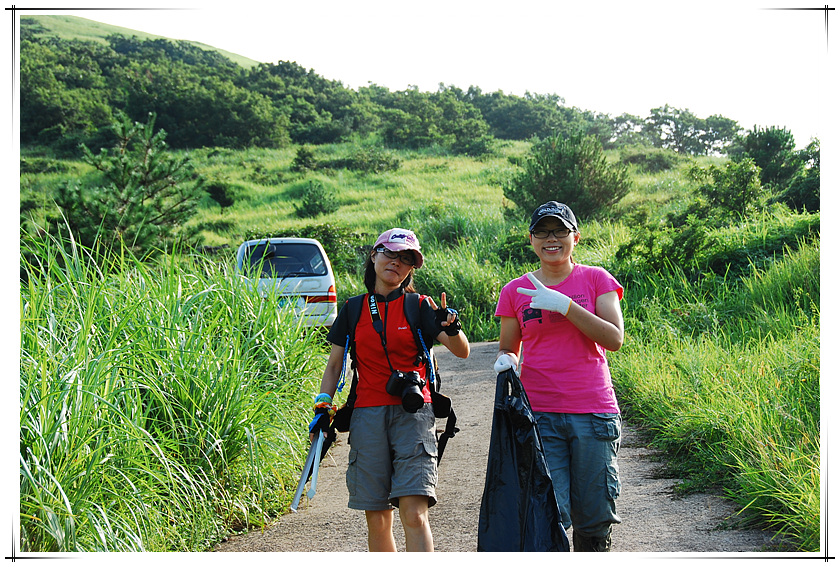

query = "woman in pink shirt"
[494,202,625,552]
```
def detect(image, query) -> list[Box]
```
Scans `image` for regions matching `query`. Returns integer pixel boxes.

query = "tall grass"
[20,233,328,551]
[21,143,822,551]
[610,239,820,550]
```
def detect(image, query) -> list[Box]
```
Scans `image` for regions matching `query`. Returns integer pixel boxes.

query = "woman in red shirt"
[314,228,469,551]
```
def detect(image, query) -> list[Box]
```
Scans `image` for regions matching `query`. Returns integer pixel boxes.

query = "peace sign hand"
[430,292,462,336]
[516,272,572,315]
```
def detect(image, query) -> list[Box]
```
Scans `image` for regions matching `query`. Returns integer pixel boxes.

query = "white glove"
[494,353,519,374]
[517,272,572,315]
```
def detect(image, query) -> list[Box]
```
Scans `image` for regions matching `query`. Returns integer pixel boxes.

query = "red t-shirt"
[328,293,432,408]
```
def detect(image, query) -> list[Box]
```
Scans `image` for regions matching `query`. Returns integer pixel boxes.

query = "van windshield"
[244,242,328,278]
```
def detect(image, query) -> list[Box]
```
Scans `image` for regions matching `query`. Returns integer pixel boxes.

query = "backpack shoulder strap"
[341,293,366,405]
[403,293,436,383]
[406,294,458,462]
[345,293,366,346]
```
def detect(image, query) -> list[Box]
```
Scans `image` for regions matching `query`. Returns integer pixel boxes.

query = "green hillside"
[21,14,260,68]
[18,17,821,554]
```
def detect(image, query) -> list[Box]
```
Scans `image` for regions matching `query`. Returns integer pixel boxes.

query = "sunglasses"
[375,246,416,266]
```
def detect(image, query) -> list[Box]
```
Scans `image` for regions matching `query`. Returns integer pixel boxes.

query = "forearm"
[438,331,470,358]
[317,345,346,397]
[566,302,624,351]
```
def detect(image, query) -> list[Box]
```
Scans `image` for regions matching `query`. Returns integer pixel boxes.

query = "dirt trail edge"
[215,342,775,552]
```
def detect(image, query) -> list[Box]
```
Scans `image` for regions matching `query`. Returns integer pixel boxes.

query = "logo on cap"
[539,204,564,215]
[389,232,416,245]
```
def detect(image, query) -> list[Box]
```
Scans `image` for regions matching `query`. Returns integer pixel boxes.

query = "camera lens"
[402,384,424,413]
[401,372,425,413]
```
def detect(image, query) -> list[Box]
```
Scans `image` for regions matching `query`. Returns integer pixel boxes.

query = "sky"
[11,0,837,149]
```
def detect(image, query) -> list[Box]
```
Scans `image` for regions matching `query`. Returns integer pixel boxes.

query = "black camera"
[386,370,426,413]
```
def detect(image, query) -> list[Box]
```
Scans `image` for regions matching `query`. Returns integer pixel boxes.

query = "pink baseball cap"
[373,228,424,268]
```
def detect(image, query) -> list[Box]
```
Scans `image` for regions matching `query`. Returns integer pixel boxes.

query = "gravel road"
[214,342,777,553]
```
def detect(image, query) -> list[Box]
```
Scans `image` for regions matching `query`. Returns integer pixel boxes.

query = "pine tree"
[53,112,205,256]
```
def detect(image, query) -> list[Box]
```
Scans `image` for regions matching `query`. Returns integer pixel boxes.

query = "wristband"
[435,307,462,336]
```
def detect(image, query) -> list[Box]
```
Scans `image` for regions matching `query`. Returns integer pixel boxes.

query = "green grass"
[19,140,821,551]
[20,233,331,551]
[610,240,820,549]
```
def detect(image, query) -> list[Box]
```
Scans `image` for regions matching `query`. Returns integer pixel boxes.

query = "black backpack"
[332,292,458,462]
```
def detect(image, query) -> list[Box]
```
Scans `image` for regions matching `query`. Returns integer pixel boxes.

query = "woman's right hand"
[494,352,519,374]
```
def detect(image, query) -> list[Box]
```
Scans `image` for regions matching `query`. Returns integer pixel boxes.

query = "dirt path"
[214,342,775,552]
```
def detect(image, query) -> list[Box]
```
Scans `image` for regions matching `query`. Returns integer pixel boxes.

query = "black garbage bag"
[477,369,569,552]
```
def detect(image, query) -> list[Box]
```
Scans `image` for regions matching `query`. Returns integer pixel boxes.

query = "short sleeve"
[325,298,352,346]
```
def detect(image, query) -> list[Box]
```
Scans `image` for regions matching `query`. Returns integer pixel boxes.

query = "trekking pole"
[306,431,326,500]
[290,430,325,512]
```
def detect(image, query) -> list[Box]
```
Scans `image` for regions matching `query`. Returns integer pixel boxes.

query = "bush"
[735,126,800,189]
[50,112,205,256]
[321,145,401,173]
[294,180,339,218]
[688,158,765,216]
[619,145,687,173]
[504,131,631,219]
[291,145,317,172]
[205,179,242,208]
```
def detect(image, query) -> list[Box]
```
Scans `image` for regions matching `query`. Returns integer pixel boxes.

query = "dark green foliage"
[613,207,820,280]
[464,86,596,141]
[644,105,741,155]
[619,145,688,173]
[294,180,339,218]
[20,157,72,175]
[734,126,800,188]
[205,179,241,209]
[21,18,753,158]
[291,145,317,172]
[775,138,820,212]
[320,145,401,173]
[497,227,534,264]
[504,131,631,219]
[50,112,205,256]
[689,158,765,216]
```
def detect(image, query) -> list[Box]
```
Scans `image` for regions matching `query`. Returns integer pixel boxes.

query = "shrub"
[504,131,631,219]
[688,158,765,216]
[735,126,800,189]
[205,178,241,208]
[321,145,401,173]
[290,145,317,172]
[294,180,339,218]
[50,112,205,256]
[619,145,687,173]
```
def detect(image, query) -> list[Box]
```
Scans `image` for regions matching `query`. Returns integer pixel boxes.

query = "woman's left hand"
[430,292,462,336]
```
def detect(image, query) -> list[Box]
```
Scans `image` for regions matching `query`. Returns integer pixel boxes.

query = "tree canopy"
[20,18,750,158]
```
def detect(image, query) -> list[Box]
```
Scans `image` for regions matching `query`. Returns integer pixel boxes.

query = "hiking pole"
[306,430,326,500]
[290,431,325,512]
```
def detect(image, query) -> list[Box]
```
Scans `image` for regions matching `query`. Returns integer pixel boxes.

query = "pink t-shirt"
[495,264,624,414]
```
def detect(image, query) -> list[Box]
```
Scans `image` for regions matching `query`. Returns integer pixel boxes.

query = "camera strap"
[368,293,397,374]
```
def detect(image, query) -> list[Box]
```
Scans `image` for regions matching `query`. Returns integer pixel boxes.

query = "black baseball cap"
[529,201,578,232]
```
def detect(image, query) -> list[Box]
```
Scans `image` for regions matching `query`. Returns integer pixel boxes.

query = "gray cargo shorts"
[346,403,438,510]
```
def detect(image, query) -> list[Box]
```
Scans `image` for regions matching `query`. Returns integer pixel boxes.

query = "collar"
[371,288,405,303]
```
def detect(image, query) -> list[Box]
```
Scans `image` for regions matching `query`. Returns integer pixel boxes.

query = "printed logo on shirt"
[523,308,542,323]
[521,295,587,327]
[398,326,409,330]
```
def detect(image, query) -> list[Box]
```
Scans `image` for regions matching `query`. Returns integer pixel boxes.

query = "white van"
[235,237,338,327]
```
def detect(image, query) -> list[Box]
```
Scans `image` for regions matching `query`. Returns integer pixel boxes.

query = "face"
[529,218,579,264]
[371,247,415,289]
